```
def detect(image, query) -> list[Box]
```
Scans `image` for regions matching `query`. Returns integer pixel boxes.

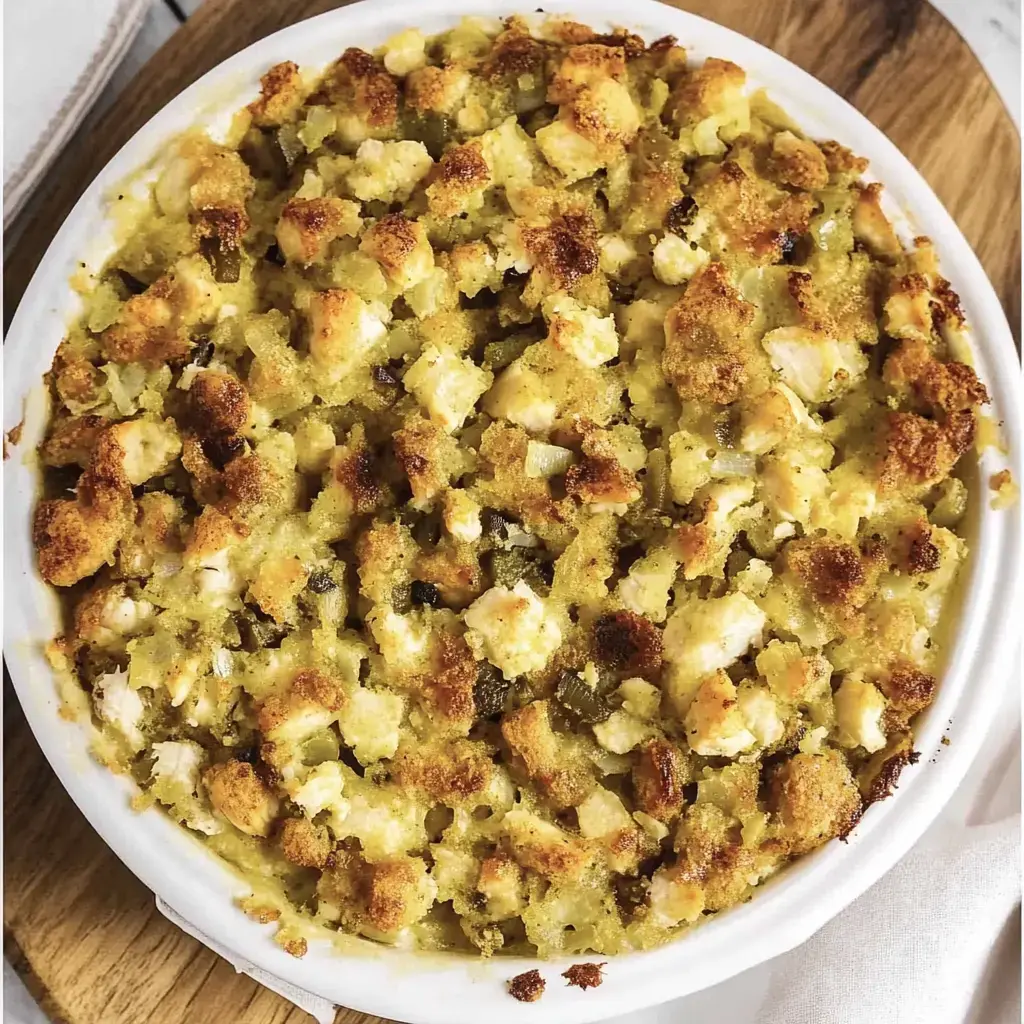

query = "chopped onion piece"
[525,440,575,478]
[504,526,540,549]
[211,647,233,679]
[711,451,758,478]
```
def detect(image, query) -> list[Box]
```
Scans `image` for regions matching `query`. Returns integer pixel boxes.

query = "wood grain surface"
[3,2,1020,1023]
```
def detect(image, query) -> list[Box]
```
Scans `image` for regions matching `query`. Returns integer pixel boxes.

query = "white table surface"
[4,2,1020,1022]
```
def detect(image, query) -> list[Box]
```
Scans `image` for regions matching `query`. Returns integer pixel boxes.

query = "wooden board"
[3,3,1019,1023]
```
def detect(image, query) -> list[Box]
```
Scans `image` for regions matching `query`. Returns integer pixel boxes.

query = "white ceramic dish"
[4,2,1022,1022]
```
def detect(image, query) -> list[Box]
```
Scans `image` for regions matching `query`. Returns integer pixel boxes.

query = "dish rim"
[4,2,1022,1022]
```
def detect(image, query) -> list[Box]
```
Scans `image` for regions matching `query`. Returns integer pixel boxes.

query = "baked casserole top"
[33,13,990,960]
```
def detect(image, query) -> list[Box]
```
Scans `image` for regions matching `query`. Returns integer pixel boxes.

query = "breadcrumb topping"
[34,12,991,964]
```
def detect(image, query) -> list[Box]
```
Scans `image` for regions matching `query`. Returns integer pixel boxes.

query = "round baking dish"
[4,2,1021,1022]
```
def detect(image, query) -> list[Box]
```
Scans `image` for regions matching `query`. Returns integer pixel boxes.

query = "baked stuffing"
[34,14,990,959]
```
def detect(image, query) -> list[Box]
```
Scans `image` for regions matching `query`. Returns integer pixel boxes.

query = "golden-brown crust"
[220,450,276,514]
[700,842,760,912]
[672,800,738,872]
[404,63,468,115]
[603,31,649,58]
[316,847,370,920]
[819,139,870,177]
[769,131,829,191]
[280,936,308,958]
[784,270,837,336]
[367,860,414,932]
[670,56,745,124]
[415,631,477,735]
[203,759,280,837]
[72,581,126,645]
[306,287,378,378]
[694,159,815,263]
[883,272,934,341]
[782,537,880,627]
[257,667,346,735]
[366,856,429,932]
[548,43,627,105]
[671,483,751,580]
[877,662,936,725]
[101,323,191,368]
[892,518,942,576]
[183,505,248,563]
[882,336,989,417]
[118,492,183,577]
[247,60,306,127]
[426,141,491,217]
[477,422,575,534]
[322,48,399,130]
[392,738,493,803]
[788,263,879,346]
[194,206,249,252]
[40,414,109,468]
[331,430,387,516]
[33,428,133,587]
[501,700,558,768]
[276,197,360,265]
[861,746,920,805]
[564,456,640,506]
[878,410,974,493]
[931,277,966,328]
[593,611,663,677]
[180,434,224,503]
[632,738,689,824]
[279,816,332,868]
[785,539,864,605]
[393,415,461,506]
[482,27,547,80]
[943,409,977,461]
[662,262,758,404]
[508,969,546,1003]
[520,214,600,293]
[185,147,254,249]
[359,214,430,285]
[293,667,347,709]
[356,518,419,604]
[770,749,862,856]
[100,258,217,366]
[83,428,133,497]
[248,555,308,623]
[502,700,593,810]
[32,16,984,960]
[506,818,592,882]
[478,850,521,891]
[852,183,901,260]
[52,345,105,409]
[414,545,483,608]
[188,371,251,437]
[917,356,987,411]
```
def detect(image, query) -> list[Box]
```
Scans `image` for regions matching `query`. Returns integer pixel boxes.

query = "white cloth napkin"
[757,817,1020,1024]
[2,0,149,226]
